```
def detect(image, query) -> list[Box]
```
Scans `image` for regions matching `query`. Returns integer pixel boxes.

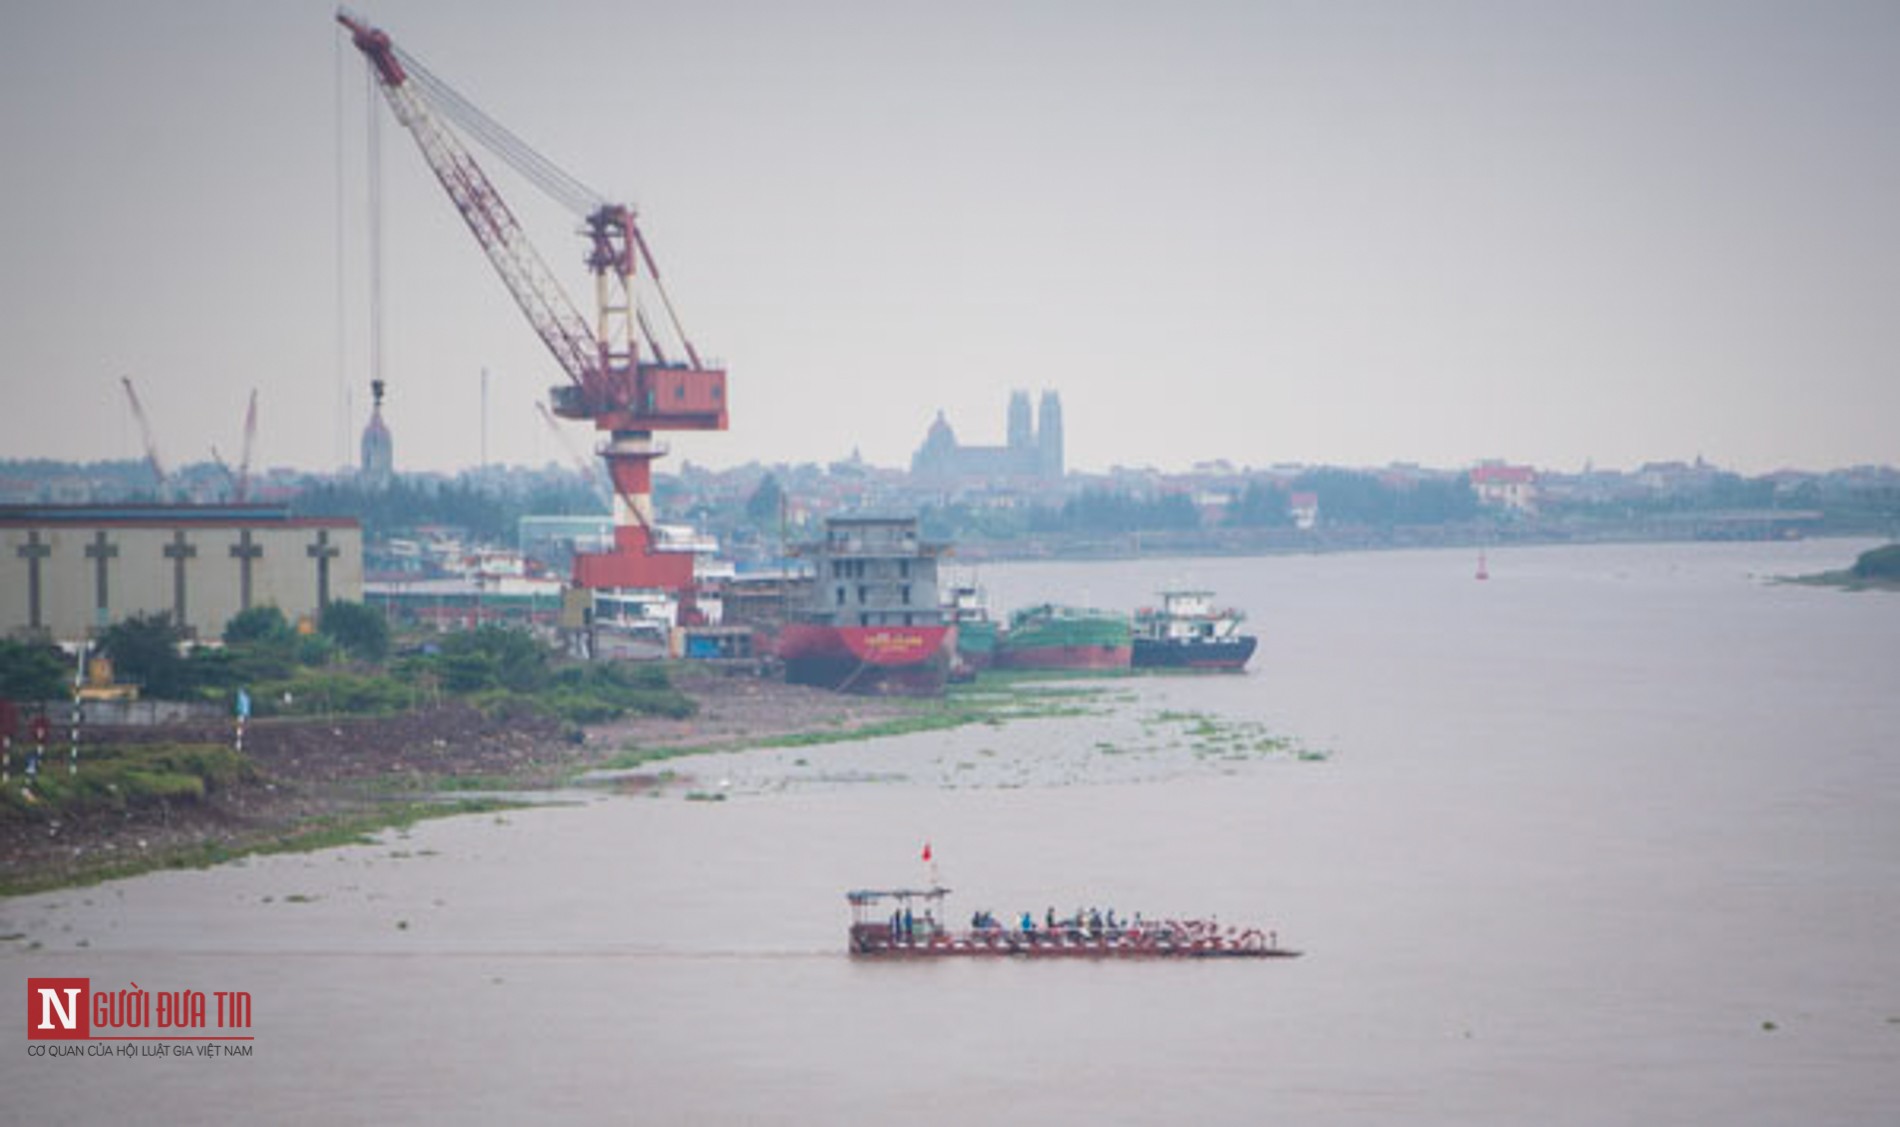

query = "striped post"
[235,688,251,754]
[69,693,81,777]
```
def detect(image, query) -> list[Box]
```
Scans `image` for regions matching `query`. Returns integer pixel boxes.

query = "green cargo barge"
[995,604,1132,671]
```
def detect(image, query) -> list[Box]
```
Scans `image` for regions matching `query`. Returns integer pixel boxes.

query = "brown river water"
[6,539,1899,1124]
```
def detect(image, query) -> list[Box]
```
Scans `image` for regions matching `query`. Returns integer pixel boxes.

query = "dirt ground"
[0,666,919,891]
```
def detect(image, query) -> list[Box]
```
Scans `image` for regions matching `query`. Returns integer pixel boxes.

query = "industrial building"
[1,505,362,643]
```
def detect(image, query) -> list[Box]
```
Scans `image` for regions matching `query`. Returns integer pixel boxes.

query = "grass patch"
[1126,711,1318,764]
[0,743,252,822]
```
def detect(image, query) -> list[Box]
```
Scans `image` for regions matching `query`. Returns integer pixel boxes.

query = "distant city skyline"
[2,3,1896,478]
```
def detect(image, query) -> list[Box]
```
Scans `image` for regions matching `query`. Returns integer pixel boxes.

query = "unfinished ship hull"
[779,622,954,696]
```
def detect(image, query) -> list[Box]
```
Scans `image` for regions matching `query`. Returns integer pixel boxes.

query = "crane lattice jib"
[342,15,603,401]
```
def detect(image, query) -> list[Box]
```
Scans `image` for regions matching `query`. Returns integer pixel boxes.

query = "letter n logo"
[27,977,90,1040]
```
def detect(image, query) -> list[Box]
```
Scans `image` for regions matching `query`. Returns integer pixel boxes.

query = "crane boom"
[119,376,167,491]
[339,12,598,392]
[236,388,258,502]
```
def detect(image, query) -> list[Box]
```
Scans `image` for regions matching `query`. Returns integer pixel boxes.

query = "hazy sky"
[2,1,1895,477]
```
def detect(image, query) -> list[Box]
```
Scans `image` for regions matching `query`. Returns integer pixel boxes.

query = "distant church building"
[360,379,394,487]
[912,390,1065,481]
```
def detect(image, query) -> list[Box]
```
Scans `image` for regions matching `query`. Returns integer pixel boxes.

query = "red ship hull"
[778,623,955,695]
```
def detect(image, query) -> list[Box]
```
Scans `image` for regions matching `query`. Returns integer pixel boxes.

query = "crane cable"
[367,68,385,407]
[391,43,603,218]
[388,40,703,366]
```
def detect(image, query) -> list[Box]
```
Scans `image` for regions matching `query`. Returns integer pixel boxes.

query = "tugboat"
[995,604,1132,671]
[846,887,1298,959]
[1131,590,1257,671]
[778,515,955,695]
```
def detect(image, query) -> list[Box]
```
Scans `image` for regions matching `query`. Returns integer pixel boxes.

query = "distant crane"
[119,376,168,495]
[339,11,728,596]
[210,389,260,502]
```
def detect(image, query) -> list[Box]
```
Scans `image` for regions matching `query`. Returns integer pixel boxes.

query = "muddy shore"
[0,666,920,894]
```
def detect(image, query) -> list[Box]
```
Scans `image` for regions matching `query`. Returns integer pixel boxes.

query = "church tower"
[1007,391,1034,452]
[1037,390,1064,480]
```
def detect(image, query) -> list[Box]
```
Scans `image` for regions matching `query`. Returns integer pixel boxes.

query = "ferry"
[846,887,1299,959]
[1131,590,1257,671]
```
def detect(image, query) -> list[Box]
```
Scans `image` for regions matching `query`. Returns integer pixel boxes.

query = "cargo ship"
[1131,590,1257,671]
[778,515,954,695]
[995,604,1132,671]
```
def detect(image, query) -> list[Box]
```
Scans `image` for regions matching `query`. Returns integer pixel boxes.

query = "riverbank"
[1778,541,1900,592]
[0,666,931,897]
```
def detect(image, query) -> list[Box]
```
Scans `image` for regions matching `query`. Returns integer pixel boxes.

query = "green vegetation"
[0,638,71,700]
[321,600,391,661]
[1788,543,1900,591]
[74,602,390,703]
[1033,488,1202,533]
[244,669,419,717]
[100,612,199,698]
[1278,468,1479,526]
[1851,543,1900,580]
[393,627,696,724]
[60,605,697,728]
[0,742,252,821]
[1132,709,1322,763]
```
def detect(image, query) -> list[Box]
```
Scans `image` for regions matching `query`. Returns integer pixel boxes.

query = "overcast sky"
[2,1,1895,477]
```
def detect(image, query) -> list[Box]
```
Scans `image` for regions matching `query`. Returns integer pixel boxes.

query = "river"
[6,539,1899,1124]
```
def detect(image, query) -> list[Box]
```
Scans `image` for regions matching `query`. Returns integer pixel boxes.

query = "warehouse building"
[1,505,362,643]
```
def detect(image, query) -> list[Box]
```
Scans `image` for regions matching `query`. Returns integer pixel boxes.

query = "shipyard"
[5,5,1900,1126]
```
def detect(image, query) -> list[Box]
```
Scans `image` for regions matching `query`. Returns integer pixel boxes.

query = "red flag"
[921,841,932,863]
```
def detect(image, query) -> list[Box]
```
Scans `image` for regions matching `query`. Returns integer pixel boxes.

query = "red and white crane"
[338,10,727,595]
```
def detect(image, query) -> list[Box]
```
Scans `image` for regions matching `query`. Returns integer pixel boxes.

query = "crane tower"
[338,11,727,599]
